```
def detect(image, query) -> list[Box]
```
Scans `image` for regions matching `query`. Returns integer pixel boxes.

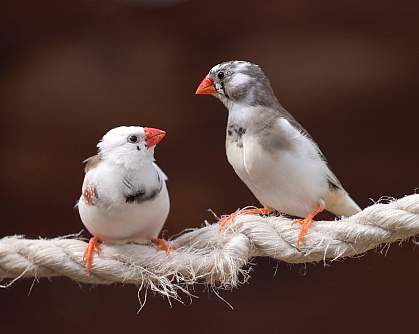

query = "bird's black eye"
[127,135,139,143]
[217,71,225,80]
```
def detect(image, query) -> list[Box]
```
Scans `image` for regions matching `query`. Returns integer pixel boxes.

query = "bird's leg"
[219,207,273,230]
[151,238,176,255]
[292,206,324,248]
[82,236,100,273]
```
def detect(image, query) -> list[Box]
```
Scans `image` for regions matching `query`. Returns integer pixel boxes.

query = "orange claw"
[292,206,324,248]
[83,236,100,273]
[151,238,176,255]
[218,207,273,230]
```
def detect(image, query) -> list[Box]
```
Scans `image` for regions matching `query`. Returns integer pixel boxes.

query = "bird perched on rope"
[77,126,172,272]
[195,61,361,247]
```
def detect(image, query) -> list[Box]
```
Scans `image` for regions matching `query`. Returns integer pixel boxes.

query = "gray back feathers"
[219,61,345,192]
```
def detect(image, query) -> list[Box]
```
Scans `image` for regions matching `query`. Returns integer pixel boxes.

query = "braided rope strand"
[1,194,418,299]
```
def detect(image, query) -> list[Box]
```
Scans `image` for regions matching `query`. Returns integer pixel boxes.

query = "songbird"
[77,126,172,272]
[195,61,361,246]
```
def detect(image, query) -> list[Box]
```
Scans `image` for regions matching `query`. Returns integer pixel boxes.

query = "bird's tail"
[325,190,361,217]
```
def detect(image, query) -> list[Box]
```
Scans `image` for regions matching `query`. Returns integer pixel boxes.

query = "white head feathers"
[98,126,155,168]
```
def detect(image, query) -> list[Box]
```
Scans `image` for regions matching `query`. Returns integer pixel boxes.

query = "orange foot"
[83,236,100,273]
[151,238,176,255]
[292,206,324,248]
[218,207,273,230]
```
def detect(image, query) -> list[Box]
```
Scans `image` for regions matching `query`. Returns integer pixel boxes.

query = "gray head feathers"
[209,60,280,108]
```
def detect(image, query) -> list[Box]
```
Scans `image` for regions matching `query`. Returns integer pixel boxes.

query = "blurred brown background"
[1,1,419,333]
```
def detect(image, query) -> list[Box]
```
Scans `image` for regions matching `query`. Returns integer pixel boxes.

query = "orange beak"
[195,75,216,95]
[144,127,166,148]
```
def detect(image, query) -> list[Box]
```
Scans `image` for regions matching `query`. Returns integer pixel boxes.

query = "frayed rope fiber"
[1,194,419,299]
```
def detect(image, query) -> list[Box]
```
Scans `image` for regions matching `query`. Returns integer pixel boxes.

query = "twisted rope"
[1,194,418,300]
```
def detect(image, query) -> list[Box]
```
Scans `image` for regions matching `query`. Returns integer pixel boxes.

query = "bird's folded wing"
[278,107,344,191]
[153,162,168,181]
[326,167,343,190]
[83,154,101,173]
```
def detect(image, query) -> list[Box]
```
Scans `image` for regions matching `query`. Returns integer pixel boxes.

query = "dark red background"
[1,1,419,333]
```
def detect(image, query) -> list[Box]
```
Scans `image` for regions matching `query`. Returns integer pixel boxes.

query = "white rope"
[1,194,419,300]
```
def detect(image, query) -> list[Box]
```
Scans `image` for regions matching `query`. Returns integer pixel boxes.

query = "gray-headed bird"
[196,61,360,247]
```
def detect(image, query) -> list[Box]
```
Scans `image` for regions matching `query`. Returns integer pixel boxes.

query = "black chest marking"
[123,173,163,204]
[227,124,246,148]
[221,81,230,99]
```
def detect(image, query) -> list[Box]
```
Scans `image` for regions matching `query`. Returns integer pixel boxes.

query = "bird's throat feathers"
[227,104,279,132]
[227,103,256,127]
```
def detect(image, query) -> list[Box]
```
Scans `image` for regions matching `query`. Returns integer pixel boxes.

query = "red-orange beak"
[144,127,166,149]
[195,75,216,95]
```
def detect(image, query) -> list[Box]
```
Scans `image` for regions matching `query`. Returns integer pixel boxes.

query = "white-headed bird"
[77,126,171,272]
